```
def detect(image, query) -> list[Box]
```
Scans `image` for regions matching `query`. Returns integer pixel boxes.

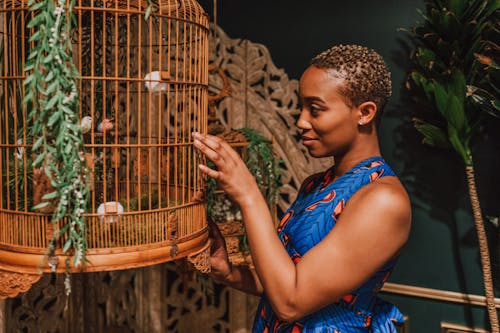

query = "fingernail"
[192,132,200,138]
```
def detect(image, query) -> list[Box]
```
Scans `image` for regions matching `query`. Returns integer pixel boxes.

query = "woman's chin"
[306,149,326,158]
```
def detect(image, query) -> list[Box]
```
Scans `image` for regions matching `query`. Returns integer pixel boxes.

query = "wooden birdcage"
[0,0,210,298]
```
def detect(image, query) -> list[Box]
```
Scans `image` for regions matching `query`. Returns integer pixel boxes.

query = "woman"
[192,44,411,332]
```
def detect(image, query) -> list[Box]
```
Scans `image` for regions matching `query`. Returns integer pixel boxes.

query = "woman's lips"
[301,136,316,146]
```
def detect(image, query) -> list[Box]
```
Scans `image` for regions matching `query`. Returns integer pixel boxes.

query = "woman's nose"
[296,111,312,130]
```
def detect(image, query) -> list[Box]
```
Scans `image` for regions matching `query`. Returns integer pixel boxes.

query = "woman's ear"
[356,101,377,126]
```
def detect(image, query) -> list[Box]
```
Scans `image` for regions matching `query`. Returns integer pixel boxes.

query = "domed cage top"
[0,0,210,290]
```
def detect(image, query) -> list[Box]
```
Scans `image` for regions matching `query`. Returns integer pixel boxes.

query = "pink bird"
[97,118,114,133]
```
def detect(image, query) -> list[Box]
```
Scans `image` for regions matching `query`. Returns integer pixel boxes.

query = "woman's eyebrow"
[300,96,325,104]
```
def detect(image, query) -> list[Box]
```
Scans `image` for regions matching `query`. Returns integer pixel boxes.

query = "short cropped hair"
[310,44,392,121]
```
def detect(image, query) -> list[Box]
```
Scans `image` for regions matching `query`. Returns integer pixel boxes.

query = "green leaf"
[448,126,471,165]
[23,90,34,104]
[27,12,45,28]
[448,0,466,17]
[493,99,500,111]
[433,81,448,116]
[45,93,60,110]
[413,118,450,148]
[45,80,59,95]
[416,47,437,70]
[24,74,36,86]
[45,71,55,82]
[42,191,59,200]
[63,239,72,253]
[33,152,45,167]
[64,142,73,155]
[144,5,152,20]
[32,136,44,151]
[42,52,54,64]
[28,30,42,43]
[47,111,61,127]
[32,201,50,211]
[29,1,46,11]
[446,94,466,132]
[449,68,466,104]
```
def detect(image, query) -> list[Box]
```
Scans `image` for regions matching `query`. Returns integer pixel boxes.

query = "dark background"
[197,1,500,331]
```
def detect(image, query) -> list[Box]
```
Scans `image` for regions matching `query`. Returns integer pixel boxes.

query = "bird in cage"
[144,71,170,92]
[97,118,114,133]
[80,116,93,134]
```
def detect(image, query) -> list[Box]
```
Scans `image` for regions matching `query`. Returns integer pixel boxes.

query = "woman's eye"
[310,105,320,115]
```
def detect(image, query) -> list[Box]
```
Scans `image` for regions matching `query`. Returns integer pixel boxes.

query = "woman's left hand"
[192,132,260,205]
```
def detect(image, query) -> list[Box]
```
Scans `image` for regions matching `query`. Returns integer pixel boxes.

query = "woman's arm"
[193,133,411,321]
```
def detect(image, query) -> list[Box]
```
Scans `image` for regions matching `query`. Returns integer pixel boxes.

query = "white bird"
[80,116,93,134]
[144,71,167,92]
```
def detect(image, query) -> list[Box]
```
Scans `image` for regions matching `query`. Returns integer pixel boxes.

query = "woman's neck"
[333,137,381,178]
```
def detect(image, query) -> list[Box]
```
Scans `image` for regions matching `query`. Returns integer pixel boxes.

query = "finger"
[208,218,227,251]
[198,163,220,180]
[193,133,241,167]
[193,136,227,167]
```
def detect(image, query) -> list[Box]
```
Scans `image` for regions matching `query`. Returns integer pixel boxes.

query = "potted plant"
[405,0,499,329]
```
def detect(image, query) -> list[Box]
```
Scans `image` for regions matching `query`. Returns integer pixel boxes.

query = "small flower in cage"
[97,118,114,133]
[144,71,168,92]
[235,210,242,221]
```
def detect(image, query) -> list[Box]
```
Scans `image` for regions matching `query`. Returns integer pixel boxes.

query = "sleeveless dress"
[252,156,404,333]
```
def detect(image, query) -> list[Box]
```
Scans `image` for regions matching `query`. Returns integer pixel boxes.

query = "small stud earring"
[358,120,364,126]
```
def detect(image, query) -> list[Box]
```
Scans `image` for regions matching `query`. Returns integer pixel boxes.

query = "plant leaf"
[32,201,50,211]
[42,191,58,200]
[433,81,448,116]
[446,94,466,132]
[413,118,450,148]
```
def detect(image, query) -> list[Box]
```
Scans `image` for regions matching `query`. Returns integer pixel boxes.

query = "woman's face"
[297,65,359,158]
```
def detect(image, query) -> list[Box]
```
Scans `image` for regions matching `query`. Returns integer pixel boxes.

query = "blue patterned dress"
[252,156,404,333]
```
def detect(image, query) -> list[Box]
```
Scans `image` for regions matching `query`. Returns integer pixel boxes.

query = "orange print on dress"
[333,199,345,220]
[277,210,294,232]
[368,161,383,168]
[305,179,316,193]
[291,322,304,333]
[282,233,290,246]
[321,169,334,190]
[342,293,357,304]
[306,190,336,211]
[364,315,373,327]
[369,169,384,182]
[291,253,302,264]
[273,319,284,333]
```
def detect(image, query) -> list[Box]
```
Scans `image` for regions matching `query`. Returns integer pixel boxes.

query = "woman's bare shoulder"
[346,176,411,229]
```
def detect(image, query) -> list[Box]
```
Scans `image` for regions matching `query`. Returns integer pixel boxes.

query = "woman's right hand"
[207,219,233,283]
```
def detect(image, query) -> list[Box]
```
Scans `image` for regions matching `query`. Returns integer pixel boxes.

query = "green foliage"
[237,128,283,204]
[406,0,499,166]
[24,0,91,279]
[206,128,283,216]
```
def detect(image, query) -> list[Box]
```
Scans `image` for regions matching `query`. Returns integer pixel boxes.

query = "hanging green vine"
[24,0,90,291]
